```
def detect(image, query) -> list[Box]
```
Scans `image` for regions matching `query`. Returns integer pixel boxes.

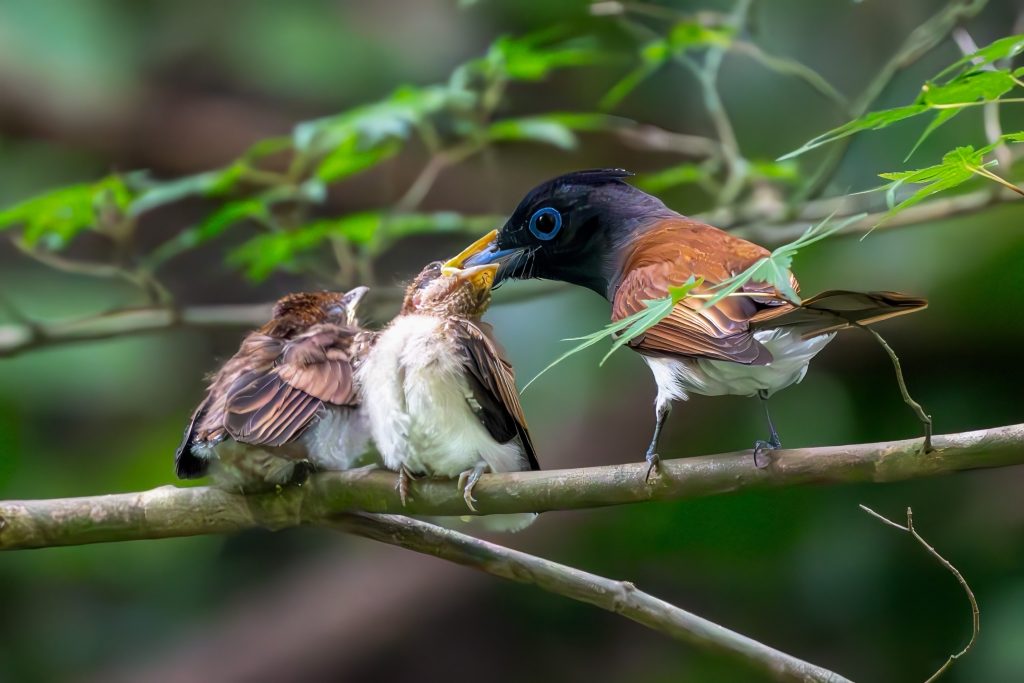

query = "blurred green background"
[1,1,1023,681]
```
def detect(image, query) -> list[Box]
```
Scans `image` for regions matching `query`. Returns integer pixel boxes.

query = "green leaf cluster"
[781,34,1024,161]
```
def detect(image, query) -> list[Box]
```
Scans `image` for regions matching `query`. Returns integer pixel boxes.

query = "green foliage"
[0,176,132,248]
[635,164,709,193]
[699,212,867,309]
[487,113,624,150]
[780,34,1024,161]
[522,276,704,392]
[229,212,497,281]
[877,133,1024,220]
[601,20,734,110]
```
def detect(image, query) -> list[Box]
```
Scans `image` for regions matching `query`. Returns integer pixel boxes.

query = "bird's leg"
[752,390,781,468]
[457,463,490,512]
[645,399,672,483]
[396,465,417,507]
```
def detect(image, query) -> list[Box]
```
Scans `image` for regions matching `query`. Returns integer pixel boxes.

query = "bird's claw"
[396,466,415,507]
[644,450,661,483]
[752,440,777,469]
[458,465,487,512]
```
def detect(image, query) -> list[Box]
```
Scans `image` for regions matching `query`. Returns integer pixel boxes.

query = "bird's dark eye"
[326,305,346,317]
[528,207,562,241]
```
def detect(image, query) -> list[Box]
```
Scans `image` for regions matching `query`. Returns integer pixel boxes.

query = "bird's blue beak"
[445,229,526,283]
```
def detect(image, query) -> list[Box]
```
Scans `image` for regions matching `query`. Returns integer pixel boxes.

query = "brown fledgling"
[356,260,538,528]
[175,287,373,492]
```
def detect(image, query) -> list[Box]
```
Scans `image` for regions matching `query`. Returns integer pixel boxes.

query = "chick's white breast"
[357,314,523,477]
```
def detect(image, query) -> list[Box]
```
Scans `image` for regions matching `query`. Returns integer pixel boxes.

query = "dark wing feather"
[751,290,928,338]
[221,324,362,448]
[612,218,795,364]
[457,320,540,471]
[175,400,211,479]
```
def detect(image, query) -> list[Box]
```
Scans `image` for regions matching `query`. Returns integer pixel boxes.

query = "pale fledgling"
[357,261,538,531]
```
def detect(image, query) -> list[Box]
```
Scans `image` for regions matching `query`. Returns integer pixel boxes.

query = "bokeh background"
[2,1,1023,681]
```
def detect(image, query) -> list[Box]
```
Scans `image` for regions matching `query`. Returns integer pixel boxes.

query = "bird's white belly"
[358,314,525,477]
[646,328,836,400]
[302,406,372,471]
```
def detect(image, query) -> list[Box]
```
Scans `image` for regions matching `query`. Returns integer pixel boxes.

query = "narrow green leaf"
[635,164,708,193]
[779,105,928,160]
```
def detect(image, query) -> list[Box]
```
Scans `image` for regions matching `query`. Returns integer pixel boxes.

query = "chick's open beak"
[452,263,499,293]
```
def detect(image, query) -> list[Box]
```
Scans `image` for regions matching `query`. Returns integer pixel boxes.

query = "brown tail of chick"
[752,290,928,339]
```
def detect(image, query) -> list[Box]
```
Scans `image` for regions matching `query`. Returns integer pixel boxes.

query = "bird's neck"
[556,208,679,301]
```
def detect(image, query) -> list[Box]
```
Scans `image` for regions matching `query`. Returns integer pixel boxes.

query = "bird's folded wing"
[610,218,792,364]
[458,320,540,471]
[222,325,362,447]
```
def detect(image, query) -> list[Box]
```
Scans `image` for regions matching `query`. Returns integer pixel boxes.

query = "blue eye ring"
[528,207,562,241]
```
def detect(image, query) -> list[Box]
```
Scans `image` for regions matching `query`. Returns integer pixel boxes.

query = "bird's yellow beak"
[451,263,499,292]
[442,229,498,276]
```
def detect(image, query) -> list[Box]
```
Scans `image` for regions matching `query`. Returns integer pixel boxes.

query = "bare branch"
[859,505,980,683]
[330,512,853,683]
[2,422,1022,551]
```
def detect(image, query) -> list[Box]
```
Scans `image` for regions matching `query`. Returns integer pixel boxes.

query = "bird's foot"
[396,466,417,507]
[457,464,489,512]
[644,449,661,483]
[752,440,779,469]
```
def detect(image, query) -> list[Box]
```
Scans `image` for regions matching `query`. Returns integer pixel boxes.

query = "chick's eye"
[528,207,562,241]
[326,305,345,317]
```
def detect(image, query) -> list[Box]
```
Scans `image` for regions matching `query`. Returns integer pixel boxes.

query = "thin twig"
[329,512,853,683]
[854,323,933,452]
[859,505,980,683]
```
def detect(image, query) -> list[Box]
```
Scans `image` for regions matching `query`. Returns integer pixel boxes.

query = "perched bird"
[357,260,539,521]
[458,169,927,476]
[175,287,373,492]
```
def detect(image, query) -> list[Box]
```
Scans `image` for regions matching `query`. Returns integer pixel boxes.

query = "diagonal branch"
[330,512,853,683]
[2,423,1022,551]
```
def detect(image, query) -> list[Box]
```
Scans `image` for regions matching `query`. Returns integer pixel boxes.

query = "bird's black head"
[460,169,674,299]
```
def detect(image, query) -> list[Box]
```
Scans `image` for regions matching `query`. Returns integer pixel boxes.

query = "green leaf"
[127,164,250,217]
[905,107,962,161]
[482,33,607,82]
[0,176,133,248]
[1003,131,1024,143]
[748,159,800,184]
[919,69,1016,105]
[878,144,999,218]
[779,105,928,160]
[668,21,734,50]
[635,164,708,193]
[487,113,622,150]
[227,212,498,280]
[932,33,1024,82]
[700,212,866,310]
[316,139,401,183]
[600,62,660,110]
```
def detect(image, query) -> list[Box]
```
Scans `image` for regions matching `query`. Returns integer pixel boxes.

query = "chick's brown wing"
[222,324,362,447]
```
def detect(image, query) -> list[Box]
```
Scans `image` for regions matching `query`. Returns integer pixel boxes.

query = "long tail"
[752,290,928,339]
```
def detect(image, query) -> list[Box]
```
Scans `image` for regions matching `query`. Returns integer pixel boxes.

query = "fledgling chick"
[175,287,374,492]
[357,260,539,525]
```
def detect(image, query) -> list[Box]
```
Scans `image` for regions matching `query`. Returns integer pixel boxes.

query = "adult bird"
[456,169,927,477]
[175,287,374,492]
[357,260,539,530]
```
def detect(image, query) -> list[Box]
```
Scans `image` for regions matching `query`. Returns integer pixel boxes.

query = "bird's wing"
[456,320,540,471]
[222,324,363,448]
[612,218,796,364]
